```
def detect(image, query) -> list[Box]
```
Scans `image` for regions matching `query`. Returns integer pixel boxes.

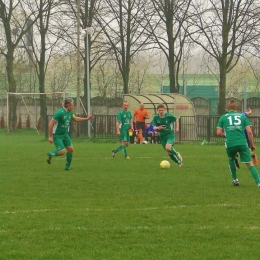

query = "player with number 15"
[216,99,260,188]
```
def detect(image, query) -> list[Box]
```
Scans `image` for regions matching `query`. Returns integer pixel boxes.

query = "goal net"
[6,92,66,134]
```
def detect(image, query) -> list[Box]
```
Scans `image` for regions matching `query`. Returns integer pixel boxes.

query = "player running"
[47,98,93,170]
[112,101,133,159]
[217,99,260,187]
[153,103,183,167]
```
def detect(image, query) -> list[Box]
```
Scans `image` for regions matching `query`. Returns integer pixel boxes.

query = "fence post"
[207,117,210,143]
[179,117,182,142]
[93,116,96,137]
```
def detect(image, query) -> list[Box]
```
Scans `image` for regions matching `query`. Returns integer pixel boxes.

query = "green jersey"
[153,113,177,136]
[52,107,74,135]
[117,109,132,130]
[217,110,251,148]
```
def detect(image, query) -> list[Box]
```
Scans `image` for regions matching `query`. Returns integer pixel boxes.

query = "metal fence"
[46,115,260,143]
[46,114,118,139]
[179,116,260,143]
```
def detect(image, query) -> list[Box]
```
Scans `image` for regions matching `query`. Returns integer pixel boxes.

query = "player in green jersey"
[112,101,133,159]
[47,98,93,170]
[216,99,260,187]
[153,103,183,167]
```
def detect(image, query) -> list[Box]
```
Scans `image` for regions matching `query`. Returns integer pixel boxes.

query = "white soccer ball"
[160,160,170,169]
[142,140,148,144]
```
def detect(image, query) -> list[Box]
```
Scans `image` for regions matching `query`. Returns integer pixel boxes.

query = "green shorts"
[160,133,175,149]
[120,128,130,143]
[226,145,252,163]
[53,133,72,151]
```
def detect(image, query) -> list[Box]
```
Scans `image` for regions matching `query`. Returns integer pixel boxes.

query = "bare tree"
[23,0,65,130]
[47,53,76,93]
[128,52,156,94]
[189,0,260,115]
[144,0,192,93]
[59,0,105,112]
[0,0,40,130]
[95,0,152,94]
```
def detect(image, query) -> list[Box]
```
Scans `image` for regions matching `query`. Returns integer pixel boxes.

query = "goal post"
[6,92,66,134]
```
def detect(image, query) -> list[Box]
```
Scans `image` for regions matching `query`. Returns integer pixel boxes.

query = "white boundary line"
[1,203,258,215]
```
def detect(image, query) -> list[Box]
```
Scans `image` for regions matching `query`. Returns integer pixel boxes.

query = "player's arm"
[175,119,179,132]
[48,118,57,143]
[145,110,150,119]
[245,126,255,151]
[73,114,93,122]
[153,124,165,131]
[244,108,252,117]
[116,121,121,136]
[216,127,225,137]
[153,118,163,131]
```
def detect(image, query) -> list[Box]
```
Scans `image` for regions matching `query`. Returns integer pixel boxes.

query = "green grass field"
[1,130,260,260]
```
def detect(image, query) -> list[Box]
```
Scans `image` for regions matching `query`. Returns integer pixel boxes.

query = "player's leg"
[64,134,74,170]
[155,132,160,144]
[226,147,239,185]
[240,146,260,186]
[112,129,129,158]
[234,153,240,169]
[112,129,125,156]
[124,132,131,158]
[164,135,182,166]
[122,141,130,158]
[47,135,66,164]
[138,129,143,143]
[150,133,155,144]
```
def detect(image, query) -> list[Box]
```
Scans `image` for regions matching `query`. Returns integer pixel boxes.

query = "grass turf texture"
[1,131,260,259]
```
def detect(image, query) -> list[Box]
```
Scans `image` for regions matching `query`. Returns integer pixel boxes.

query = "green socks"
[48,150,59,156]
[229,162,260,185]
[122,146,127,158]
[229,159,237,180]
[114,145,128,158]
[169,147,179,164]
[249,166,260,184]
[65,152,73,170]
[114,145,124,153]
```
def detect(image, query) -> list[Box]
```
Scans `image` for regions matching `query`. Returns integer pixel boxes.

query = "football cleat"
[232,179,239,186]
[177,152,183,165]
[46,154,52,164]
[112,150,116,157]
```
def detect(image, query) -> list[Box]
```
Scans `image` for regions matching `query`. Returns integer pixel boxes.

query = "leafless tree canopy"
[188,0,260,114]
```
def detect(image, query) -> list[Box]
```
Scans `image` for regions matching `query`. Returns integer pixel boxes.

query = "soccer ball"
[160,160,170,169]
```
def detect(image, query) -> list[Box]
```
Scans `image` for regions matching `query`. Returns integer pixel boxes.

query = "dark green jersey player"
[153,103,183,167]
[112,101,133,159]
[47,98,93,170]
[216,99,260,187]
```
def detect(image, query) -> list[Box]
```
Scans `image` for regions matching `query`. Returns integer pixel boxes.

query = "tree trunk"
[218,62,227,115]
[38,71,47,131]
[122,69,129,94]
[6,50,17,131]
[166,6,178,93]
[218,5,229,116]
[37,30,47,131]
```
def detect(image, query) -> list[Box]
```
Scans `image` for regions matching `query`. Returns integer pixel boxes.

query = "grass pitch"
[1,131,260,259]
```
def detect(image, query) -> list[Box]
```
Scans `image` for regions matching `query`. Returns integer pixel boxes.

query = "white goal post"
[6,92,66,134]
